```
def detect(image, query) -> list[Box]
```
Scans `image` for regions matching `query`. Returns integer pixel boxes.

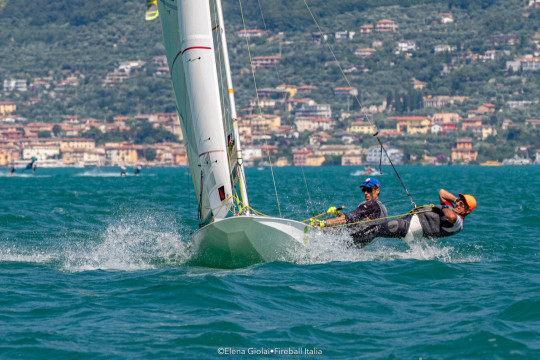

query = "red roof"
[388,116,429,121]
[521,57,540,62]
[350,121,372,126]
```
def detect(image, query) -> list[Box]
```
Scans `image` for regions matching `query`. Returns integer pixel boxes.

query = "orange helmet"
[458,193,476,213]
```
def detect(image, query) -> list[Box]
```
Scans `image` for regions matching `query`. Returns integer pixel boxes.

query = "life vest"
[416,205,463,238]
[347,200,388,243]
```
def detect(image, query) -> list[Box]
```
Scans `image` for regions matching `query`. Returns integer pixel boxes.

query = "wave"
[291,230,482,265]
[0,244,55,264]
[0,229,482,272]
[3,174,53,178]
[61,211,191,272]
[75,170,127,177]
[74,170,157,178]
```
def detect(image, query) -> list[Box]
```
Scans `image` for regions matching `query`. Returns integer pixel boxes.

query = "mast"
[214,0,251,214]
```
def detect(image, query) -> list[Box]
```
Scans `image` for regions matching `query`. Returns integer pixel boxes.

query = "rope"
[238,0,282,217]
[209,195,236,223]
[374,134,416,208]
[306,205,435,229]
[256,0,319,218]
[234,195,271,217]
[302,0,416,208]
[378,142,383,175]
[301,166,315,217]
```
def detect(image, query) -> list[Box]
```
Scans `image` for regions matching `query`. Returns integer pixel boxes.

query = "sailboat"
[156,0,310,268]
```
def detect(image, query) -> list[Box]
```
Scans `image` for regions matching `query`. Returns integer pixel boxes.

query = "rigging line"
[376,135,416,208]
[303,0,416,207]
[256,0,319,216]
[255,0,285,85]
[213,0,241,214]
[313,206,434,229]
[238,0,282,217]
[256,0,267,31]
[212,1,229,130]
[378,142,383,175]
[187,172,191,216]
[300,166,315,217]
[382,194,412,204]
[302,0,370,123]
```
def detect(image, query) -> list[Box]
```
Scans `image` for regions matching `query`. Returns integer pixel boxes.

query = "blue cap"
[360,177,380,189]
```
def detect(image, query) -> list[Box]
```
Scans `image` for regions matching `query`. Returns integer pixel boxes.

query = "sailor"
[25,157,37,171]
[145,0,159,21]
[134,165,142,175]
[353,189,476,243]
[7,165,16,176]
[120,165,127,177]
[312,177,388,247]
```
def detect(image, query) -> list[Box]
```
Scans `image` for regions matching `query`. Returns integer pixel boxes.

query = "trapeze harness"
[352,205,463,245]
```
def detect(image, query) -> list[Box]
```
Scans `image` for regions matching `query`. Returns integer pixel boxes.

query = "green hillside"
[0,0,539,161]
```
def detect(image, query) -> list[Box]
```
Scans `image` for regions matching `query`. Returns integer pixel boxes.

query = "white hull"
[189,216,309,268]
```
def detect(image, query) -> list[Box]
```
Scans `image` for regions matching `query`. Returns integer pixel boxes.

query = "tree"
[145,148,157,162]
[52,124,62,137]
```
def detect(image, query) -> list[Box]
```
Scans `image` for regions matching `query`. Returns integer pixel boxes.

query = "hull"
[189,216,309,268]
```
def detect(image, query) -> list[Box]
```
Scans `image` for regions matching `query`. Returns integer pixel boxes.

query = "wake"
[0,212,482,272]
[292,229,483,265]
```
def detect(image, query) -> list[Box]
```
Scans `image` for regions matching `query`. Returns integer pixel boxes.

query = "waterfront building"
[342,150,363,166]
[451,139,478,163]
[366,145,403,165]
[0,101,17,115]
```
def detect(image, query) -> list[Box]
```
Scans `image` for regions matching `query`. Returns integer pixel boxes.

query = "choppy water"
[0,166,538,359]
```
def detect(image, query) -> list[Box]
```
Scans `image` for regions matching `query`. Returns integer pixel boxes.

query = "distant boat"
[158,0,310,267]
[351,166,382,176]
[480,161,501,166]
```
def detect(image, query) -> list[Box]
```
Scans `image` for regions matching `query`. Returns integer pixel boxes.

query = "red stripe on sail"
[181,46,212,55]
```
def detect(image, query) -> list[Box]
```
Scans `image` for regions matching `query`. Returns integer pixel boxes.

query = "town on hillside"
[1,93,539,167]
[1,2,540,167]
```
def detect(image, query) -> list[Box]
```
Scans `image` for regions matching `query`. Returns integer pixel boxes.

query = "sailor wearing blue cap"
[317,177,388,247]
[360,177,380,188]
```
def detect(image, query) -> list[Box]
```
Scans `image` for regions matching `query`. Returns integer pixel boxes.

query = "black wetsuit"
[344,199,388,246]
[25,160,36,170]
[353,205,464,243]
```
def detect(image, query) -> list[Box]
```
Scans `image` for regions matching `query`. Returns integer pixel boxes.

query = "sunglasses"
[361,187,376,193]
[455,199,468,207]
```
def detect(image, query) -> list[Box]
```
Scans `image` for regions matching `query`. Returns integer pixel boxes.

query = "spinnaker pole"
[215,0,251,214]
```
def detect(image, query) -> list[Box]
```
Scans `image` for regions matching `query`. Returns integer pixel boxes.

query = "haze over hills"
[0,0,539,164]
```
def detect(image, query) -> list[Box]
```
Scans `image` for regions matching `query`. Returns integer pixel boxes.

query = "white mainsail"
[158,0,234,225]
[157,0,309,268]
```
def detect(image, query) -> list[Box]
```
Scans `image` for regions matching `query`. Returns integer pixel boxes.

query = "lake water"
[1,165,539,359]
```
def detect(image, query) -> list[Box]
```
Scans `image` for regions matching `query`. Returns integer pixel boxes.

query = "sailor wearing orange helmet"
[351,189,476,244]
